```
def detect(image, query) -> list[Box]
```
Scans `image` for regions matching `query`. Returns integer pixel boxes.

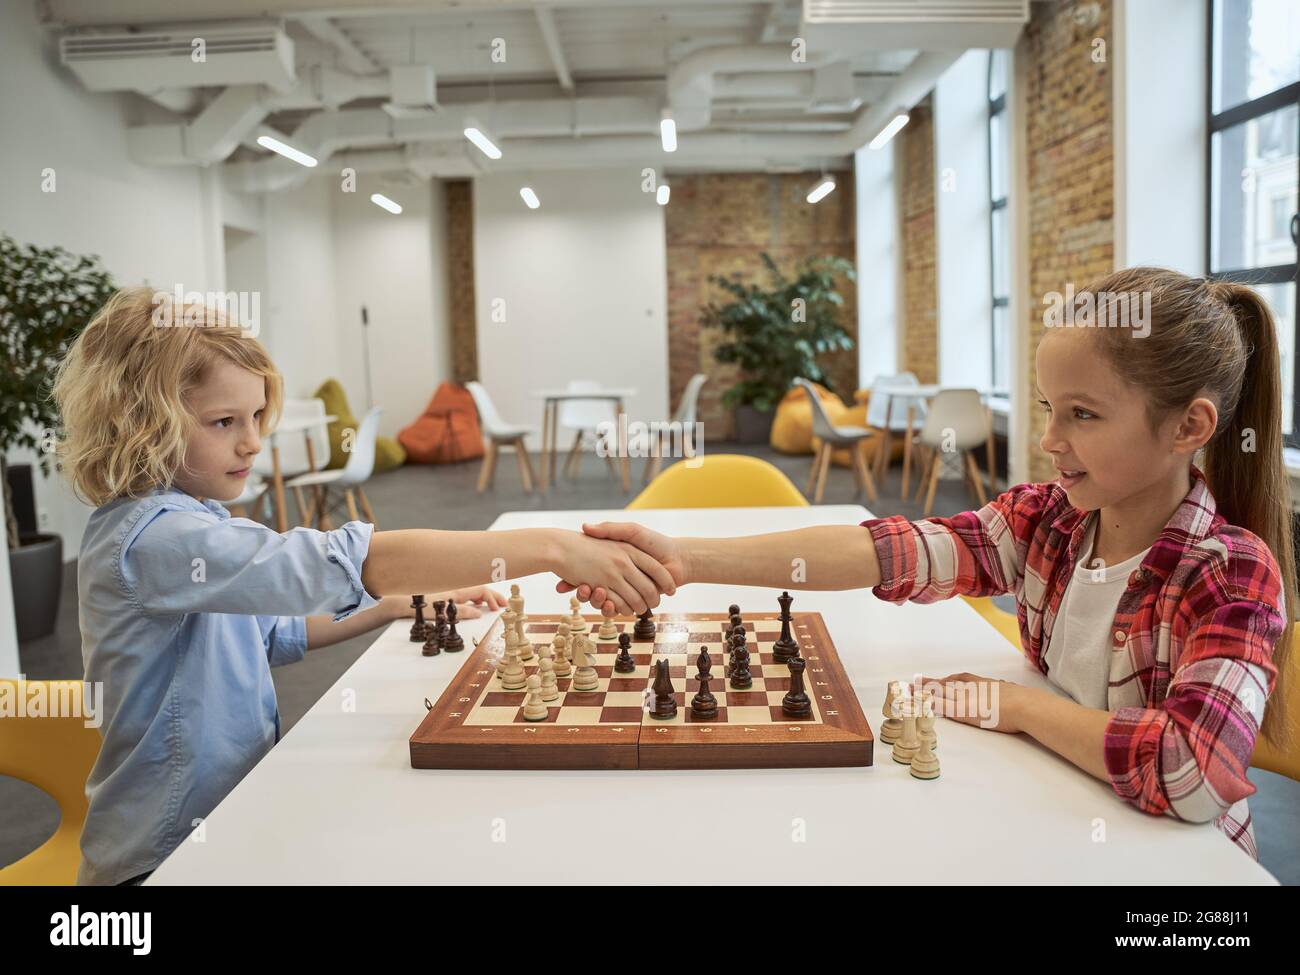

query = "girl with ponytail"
[565,266,1295,861]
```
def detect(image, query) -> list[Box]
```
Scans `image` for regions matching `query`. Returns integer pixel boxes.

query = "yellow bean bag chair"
[314,379,407,473]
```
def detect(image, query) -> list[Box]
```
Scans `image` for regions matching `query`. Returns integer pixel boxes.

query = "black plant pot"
[10,533,63,642]
[734,404,775,445]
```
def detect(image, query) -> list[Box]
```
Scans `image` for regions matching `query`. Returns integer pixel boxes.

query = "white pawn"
[551,633,572,677]
[509,583,526,623]
[571,633,599,692]
[539,657,559,702]
[597,611,619,641]
[568,596,589,634]
[911,719,940,780]
[501,643,526,691]
[522,673,549,721]
[514,613,534,661]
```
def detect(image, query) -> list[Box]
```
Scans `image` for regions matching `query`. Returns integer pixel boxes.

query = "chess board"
[409,612,873,770]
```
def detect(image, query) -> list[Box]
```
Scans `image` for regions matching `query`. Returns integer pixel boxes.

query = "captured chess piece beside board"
[409,589,874,770]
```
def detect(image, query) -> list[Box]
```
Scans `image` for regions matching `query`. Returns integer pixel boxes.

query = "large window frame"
[988,50,1010,396]
[1206,0,1300,445]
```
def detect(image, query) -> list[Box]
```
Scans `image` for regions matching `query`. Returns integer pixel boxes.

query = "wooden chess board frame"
[410,612,874,770]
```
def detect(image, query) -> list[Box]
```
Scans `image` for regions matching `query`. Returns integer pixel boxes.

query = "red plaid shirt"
[863,465,1285,859]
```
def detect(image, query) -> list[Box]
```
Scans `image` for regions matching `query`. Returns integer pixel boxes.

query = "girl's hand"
[552,530,676,617]
[555,522,687,611]
[440,586,508,618]
[920,673,1027,734]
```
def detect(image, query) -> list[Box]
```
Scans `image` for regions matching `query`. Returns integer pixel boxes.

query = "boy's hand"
[552,530,676,617]
[555,522,688,610]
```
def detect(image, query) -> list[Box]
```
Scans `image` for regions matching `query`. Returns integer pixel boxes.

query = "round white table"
[531,387,637,492]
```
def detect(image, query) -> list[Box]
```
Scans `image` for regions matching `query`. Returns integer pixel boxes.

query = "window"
[988,49,1010,395]
[1208,0,1300,439]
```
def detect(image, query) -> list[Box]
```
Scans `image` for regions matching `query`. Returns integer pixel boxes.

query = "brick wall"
[445,180,478,383]
[1023,0,1115,483]
[899,97,938,385]
[665,171,858,439]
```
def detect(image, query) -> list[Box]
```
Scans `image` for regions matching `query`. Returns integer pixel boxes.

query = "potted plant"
[700,252,856,443]
[1,234,116,641]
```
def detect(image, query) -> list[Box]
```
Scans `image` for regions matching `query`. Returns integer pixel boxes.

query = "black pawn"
[614,632,636,673]
[773,590,798,663]
[432,601,448,651]
[410,595,428,642]
[633,609,657,641]
[728,603,740,618]
[443,601,465,652]
[729,631,752,690]
[782,655,812,718]
[421,624,441,657]
[650,658,677,719]
[690,648,718,720]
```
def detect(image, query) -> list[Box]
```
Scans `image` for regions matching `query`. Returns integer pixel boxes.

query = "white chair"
[251,398,329,480]
[641,373,707,485]
[465,381,537,493]
[912,388,991,517]
[283,407,382,528]
[558,379,619,480]
[794,378,879,504]
[226,472,271,522]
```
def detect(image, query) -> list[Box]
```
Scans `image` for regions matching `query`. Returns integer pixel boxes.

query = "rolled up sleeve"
[119,503,380,621]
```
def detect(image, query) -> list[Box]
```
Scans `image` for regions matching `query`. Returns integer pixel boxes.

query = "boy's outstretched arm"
[559,522,881,605]
[362,527,675,617]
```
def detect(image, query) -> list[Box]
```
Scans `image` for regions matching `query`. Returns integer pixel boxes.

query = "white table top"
[270,414,337,437]
[146,505,1276,884]
[873,383,1001,400]
[531,388,637,400]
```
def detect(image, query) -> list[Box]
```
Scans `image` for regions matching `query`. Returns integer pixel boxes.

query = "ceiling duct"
[801,0,1029,49]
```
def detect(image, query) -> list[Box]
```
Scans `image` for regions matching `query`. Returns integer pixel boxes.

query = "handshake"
[550,521,687,617]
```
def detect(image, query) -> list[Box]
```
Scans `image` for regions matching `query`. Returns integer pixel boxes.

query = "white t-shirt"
[1046,516,1151,709]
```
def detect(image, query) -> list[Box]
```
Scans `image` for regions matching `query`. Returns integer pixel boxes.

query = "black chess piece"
[421,624,441,657]
[729,631,752,690]
[443,601,465,652]
[772,590,799,662]
[728,603,740,618]
[633,609,656,641]
[650,658,677,719]
[690,648,718,720]
[782,655,812,718]
[432,600,448,652]
[410,595,428,642]
[614,632,636,673]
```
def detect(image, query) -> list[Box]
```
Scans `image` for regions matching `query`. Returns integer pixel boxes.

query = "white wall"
[473,169,669,450]
[1115,0,1207,272]
[331,178,453,439]
[855,142,899,382]
[934,50,994,388]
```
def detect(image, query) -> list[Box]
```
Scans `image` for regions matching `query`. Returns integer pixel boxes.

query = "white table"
[266,413,338,532]
[868,384,1000,500]
[532,387,637,492]
[146,505,1276,884]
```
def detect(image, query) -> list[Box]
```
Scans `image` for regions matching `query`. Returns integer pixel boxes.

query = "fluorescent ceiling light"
[464,126,502,160]
[660,115,677,153]
[806,178,835,204]
[256,135,317,167]
[370,193,402,214]
[656,184,670,206]
[519,186,540,209]
[868,114,910,150]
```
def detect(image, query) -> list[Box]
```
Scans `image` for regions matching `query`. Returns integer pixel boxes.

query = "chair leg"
[814,444,833,504]
[345,489,361,522]
[853,440,879,503]
[317,488,334,530]
[806,447,822,496]
[914,446,931,503]
[603,448,619,479]
[922,453,943,518]
[356,486,378,527]
[477,441,499,493]
[515,438,536,493]
[292,486,309,527]
[964,451,989,507]
[564,430,584,479]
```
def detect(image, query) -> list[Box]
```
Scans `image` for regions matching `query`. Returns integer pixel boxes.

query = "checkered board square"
[410,612,874,770]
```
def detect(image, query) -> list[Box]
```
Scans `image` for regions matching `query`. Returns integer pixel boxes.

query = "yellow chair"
[0,680,102,885]
[962,595,1022,653]
[628,455,809,510]
[1253,628,1300,781]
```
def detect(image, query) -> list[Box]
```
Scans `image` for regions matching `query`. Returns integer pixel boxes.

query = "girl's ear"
[1173,396,1219,454]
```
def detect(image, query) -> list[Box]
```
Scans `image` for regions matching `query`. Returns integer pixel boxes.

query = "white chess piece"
[571,632,599,691]
[522,673,549,721]
[497,609,517,677]
[514,614,534,661]
[568,596,589,634]
[597,611,619,641]
[539,657,559,702]
[509,583,525,623]
[551,633,572,677]
[501,643,527,691]
[911,711,940,779]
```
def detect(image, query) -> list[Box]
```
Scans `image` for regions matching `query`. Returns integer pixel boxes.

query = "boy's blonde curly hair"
[51,287,282,506]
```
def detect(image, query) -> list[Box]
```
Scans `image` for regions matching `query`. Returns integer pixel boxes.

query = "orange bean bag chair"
[398,383,485,464]
[769,382,846,454]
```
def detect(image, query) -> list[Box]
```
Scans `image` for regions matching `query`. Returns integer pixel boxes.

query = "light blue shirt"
[75,486,379,885]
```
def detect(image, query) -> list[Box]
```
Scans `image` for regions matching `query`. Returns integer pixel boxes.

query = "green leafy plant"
[700,252,855,413]
[1,234,116,548]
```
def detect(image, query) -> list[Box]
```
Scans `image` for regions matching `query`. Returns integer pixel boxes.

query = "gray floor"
[6,443,1298,883]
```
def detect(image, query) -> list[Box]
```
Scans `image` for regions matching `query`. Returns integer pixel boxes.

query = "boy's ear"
[1175,396,1219,454]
